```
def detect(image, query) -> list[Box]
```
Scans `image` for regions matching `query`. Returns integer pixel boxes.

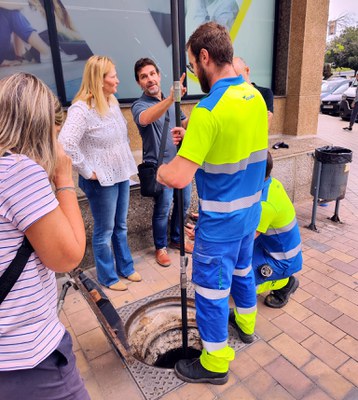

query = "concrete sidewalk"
[58,114,358,400]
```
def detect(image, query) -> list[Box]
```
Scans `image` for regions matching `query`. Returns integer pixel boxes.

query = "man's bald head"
[233,57,251,83]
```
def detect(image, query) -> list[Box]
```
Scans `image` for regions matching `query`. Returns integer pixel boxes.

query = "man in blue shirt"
[131,58,193,268]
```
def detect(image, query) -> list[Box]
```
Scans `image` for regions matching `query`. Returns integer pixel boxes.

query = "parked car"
[321,79,352,100]
[320,80,352,116]
[339,79,358,121]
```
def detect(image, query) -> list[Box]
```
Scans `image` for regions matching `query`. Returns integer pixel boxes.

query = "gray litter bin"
[308,146,353,231]
[310,146,352,201]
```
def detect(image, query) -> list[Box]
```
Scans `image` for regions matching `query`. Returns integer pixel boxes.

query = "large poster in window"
[185,0,276,95]
[60,0,172,101]
[0,0,59,93]
[0,0,276,101]
[0,0,173,102]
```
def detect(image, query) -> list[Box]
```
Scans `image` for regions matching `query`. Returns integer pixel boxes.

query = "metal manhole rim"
[116,282,260,400]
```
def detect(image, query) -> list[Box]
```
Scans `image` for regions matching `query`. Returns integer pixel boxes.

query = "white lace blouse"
[59,100,137,186]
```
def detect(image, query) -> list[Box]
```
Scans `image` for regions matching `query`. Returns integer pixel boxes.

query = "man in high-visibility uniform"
[249,151,302,308]
[157,22,268,384]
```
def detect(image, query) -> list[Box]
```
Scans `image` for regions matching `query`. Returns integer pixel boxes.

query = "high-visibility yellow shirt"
[178,76,268,241]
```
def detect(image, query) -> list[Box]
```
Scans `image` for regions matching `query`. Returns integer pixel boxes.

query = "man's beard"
[145,84,160,96]
[197,63,210,94]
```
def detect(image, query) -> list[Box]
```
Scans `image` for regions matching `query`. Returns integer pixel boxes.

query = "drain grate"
[116,282,259,400]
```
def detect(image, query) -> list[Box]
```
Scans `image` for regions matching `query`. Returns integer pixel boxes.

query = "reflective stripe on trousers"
[193,232,257,372]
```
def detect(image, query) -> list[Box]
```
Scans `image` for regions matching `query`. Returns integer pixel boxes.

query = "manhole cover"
[116,282,259,400]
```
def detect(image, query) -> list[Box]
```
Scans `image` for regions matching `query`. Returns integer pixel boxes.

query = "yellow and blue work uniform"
[254,177,302,293]
[178,75,268,373]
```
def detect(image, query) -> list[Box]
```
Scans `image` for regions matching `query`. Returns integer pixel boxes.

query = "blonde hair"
[54,96,64,127]
[73,55,116,115]
[0,73,57,177]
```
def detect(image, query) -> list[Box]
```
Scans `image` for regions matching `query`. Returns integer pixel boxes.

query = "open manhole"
[117,282,259,400]
[126,296,202,368]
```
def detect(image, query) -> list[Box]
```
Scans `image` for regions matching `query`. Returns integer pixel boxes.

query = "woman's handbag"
[137,112,170,197]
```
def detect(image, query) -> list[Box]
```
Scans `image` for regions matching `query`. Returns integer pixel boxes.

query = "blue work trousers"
[193,231,257,349]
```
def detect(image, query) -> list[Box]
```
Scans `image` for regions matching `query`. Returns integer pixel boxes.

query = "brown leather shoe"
[126,271,142,282]
[170,241,194,254]
[155,248,171,267]
[109,281,127,291]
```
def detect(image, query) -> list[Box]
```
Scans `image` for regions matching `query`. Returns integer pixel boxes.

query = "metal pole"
[330,199,341,223]
[170,0,188,357]
[308,159,322,231]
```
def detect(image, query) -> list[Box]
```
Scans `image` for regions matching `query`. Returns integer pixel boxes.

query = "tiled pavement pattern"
[58,114,358,400]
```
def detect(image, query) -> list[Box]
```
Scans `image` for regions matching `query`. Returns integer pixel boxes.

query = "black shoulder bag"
[0,237,34,305]
[0,151,34,305]
[137,111,170,197]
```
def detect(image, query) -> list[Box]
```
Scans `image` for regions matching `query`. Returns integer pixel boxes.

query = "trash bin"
[310,146,352,201]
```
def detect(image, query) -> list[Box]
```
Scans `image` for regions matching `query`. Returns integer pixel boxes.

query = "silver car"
[320,80,352,116]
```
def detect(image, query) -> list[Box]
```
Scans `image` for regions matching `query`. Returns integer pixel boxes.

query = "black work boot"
[264,276,299,308]
[174,358,228,385]
[229,309,255,343]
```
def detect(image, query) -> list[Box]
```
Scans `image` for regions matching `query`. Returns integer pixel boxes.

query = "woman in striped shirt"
[0,73,89,399]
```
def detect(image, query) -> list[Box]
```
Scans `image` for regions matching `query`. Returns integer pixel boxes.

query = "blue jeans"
[79,176,134,287]
[0,8,35,63]
[152,184,191,249]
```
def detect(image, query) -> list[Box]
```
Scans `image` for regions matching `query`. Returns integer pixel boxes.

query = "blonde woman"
[0,73,89,399]
[60,55,140,291]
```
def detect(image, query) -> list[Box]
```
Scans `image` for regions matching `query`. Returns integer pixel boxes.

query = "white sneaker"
[40,51,77,64]
[60,51,77,62]
[40,53,52,64]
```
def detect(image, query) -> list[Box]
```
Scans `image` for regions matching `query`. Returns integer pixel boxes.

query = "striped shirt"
[0,154,64,371]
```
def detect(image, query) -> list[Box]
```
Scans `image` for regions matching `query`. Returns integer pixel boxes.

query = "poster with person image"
[1,0,276,102]
[59,0,173,101]
[185,0,276,96]
[0,0,173,102]
[0,0,91,96]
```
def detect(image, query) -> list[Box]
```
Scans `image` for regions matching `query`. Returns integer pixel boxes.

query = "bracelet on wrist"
[55,186,76,194]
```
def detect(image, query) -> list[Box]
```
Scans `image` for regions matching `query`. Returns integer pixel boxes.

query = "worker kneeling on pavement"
[252,151,302,308]
[185,151,302,313]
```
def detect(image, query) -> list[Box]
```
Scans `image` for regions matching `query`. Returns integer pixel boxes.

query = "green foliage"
[325,26,358,72]
[332,67,352,72]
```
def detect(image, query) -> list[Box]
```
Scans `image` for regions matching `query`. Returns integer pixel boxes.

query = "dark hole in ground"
[154,347,202,369]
